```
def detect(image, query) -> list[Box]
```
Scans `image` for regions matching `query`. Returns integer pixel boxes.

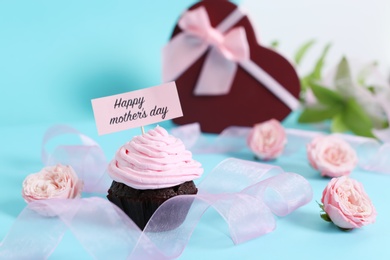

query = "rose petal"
[325,204,360,229]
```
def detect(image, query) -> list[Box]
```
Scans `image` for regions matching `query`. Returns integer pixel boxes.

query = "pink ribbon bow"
[162,6,300,110]
[163,6,249,95]
[179,6,249,63]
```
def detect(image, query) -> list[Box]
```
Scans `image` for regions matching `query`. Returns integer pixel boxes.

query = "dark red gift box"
[164,0,300,133]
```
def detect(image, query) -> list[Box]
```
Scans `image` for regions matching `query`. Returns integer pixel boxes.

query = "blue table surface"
[1,112,389,259]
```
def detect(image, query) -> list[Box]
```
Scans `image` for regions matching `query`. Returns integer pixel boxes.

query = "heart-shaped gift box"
[163,0,300,133]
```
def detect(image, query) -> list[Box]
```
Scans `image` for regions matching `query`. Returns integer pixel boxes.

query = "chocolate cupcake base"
[107,181,198,230]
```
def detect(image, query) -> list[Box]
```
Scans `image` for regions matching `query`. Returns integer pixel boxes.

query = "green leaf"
[299,43,331,93]
[331,114,349,133]
[310,83,344,106]
[366,85,376,94]
[320,213,332,222]
[294,39,316,65]
[300,75,311,93]
[334,57,354,98]
[311,43,331,80]
[316,201,325,211]
[341,99,374,137]
[298,105,343,123]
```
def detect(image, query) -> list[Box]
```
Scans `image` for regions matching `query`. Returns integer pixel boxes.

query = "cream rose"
[22,164,83,203]
[307,135,357,177]
[247,119,287,160]
[321,176,376,229]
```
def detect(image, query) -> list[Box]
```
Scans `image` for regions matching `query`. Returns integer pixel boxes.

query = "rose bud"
[247,119,287,161]
[22,164,83,203]
[307,135,357,177]
[320,176,376,230]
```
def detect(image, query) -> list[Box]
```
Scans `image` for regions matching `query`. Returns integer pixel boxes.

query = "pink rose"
[307,135,357,177]
[22,164,83,203]
[247,119,287,160]
[321,176,376,229]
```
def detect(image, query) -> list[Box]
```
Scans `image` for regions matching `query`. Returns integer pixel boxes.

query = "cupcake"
[107,126,203,230]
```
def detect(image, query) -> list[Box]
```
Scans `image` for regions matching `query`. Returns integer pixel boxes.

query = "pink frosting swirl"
[108,126,203,189]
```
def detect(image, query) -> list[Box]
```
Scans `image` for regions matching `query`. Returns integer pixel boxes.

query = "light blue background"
[0,0,237,126]
[1,1,388,259]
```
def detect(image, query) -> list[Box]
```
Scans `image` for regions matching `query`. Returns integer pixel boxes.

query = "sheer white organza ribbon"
[0,125,312,259]
[171,123,390,174]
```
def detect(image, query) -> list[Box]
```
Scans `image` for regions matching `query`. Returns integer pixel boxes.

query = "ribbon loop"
[178,6,212,40]
[222,27,249,61]
[178,6,249,62]
[41,125,111,193]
